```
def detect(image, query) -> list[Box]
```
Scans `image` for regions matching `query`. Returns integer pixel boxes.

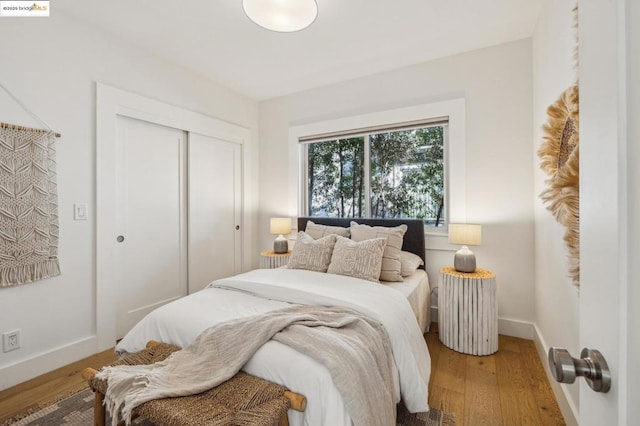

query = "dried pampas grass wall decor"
[538,85,580,286]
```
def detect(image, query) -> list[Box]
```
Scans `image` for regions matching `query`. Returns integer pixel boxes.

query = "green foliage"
[308,137,364,217]
[307,126,444,225]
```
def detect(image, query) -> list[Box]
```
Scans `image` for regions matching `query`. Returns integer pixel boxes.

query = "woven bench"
[82,341,306,426]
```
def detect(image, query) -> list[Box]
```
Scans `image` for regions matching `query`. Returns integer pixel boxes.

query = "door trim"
[96,83,250,351]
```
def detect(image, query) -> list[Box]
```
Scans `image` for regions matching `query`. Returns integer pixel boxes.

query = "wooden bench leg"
[278,413,289,426]
[93,391,105,426]
[284,390,306,412]
[280,389,305,426]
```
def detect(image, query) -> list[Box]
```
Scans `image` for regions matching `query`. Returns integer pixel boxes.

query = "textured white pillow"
[400,250,424,276]
[304,220,350,240]
[349,222,407,282]
[327,236,386,282]
[287,231,337,273]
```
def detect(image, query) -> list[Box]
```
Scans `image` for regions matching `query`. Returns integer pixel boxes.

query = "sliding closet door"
[188,133,242,293]
[115,116,188,339]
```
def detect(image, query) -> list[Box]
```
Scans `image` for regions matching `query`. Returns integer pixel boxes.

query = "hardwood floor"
[0,325,565,425]
[426,323,565,425]
[0,348,117,424]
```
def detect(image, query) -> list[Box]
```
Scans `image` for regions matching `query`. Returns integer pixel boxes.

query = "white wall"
[531,1,580,422]
[0,12,259,390]
[258,39,535,336]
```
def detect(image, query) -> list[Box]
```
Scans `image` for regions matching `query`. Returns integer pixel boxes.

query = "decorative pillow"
[304,220,350,240]
[400,251,424,277]
[287,232,337,273]
[327,236,386,282]
[349,222,407,282]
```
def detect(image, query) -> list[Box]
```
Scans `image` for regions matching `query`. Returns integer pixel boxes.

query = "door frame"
[626,0,639,421]
[96,83,250,351]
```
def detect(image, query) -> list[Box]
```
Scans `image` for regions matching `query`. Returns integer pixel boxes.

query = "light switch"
[74,203,88,220]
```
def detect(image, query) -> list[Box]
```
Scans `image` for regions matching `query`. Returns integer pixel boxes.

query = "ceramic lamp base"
[454,246,476,273]
[273,235,288,254]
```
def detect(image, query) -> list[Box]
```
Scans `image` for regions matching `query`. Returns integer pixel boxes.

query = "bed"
[297,217,430,334]
[115,217,431,426]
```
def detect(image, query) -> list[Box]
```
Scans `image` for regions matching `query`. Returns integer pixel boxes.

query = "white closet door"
[115,116,188,339]
[188,133,242,293]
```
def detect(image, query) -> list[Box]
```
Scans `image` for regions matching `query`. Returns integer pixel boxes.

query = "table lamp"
[448,223,482,273]
[270,218,292,254]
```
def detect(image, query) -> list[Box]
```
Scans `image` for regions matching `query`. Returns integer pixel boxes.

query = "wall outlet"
[3,330,21,352]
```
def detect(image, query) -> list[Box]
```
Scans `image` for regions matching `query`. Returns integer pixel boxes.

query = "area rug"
[3,387,456,426]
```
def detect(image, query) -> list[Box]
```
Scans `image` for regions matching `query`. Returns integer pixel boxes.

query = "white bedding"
[115,268,431,426]
[384,269,430,333]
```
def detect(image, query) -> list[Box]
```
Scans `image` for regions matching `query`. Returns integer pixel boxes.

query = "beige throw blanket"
[97,305,396,426]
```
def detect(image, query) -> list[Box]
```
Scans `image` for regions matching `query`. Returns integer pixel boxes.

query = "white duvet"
[116,268,431,426]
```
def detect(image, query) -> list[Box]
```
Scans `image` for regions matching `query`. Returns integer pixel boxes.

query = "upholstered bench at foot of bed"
[82,341,307,426]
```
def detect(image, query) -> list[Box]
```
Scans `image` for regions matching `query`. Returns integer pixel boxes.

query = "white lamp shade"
[243,0,318,32]
[448,223,482,246]
[270,218,292,235]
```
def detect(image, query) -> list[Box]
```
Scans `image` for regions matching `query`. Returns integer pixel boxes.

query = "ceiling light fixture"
[242,0,318,33]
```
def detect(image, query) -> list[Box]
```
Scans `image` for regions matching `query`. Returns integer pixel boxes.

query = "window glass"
[305,124,445,227]
[307,137,365,218]
[370,127,444,226]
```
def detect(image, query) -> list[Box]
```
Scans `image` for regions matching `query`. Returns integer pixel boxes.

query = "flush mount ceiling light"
[242,0,318,32]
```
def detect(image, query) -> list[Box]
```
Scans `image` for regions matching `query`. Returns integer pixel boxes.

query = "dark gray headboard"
[297,217,426,269]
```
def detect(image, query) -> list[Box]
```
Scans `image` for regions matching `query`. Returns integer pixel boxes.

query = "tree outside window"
[306,125,445,227]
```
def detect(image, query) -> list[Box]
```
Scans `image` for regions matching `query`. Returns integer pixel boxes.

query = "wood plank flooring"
[426,324,566,425]
[0,324,565,425]
[0,348,117,423]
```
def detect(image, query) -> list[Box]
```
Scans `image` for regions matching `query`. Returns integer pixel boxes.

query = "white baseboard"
[532,324,579,426]
[497,317,534,339]
[430,307,534,340]
[0,336,97,391]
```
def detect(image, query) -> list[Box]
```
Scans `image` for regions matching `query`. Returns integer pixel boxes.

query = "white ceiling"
[57,0,544,101]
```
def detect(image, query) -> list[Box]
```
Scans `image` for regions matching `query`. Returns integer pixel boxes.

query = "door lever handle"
[548,347,611,393]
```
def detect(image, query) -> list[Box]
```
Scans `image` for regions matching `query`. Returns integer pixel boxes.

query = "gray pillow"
[304,220,350,240]
[287,231,337,273]
[327,235,386,283]
[349,222,407,282]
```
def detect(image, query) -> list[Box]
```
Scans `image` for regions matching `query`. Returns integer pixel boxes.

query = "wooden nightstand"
[438,266,498,355]
[259,251,292,269]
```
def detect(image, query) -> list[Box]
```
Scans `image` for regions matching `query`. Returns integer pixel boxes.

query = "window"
[301,120,447,228]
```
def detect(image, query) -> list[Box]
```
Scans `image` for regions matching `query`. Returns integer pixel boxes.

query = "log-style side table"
[438,266,498,355]
[260,250,292,269]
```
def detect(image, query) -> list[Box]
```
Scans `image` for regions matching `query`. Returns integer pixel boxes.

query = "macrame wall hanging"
[0,83,61,287]
[538,5,580,287]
